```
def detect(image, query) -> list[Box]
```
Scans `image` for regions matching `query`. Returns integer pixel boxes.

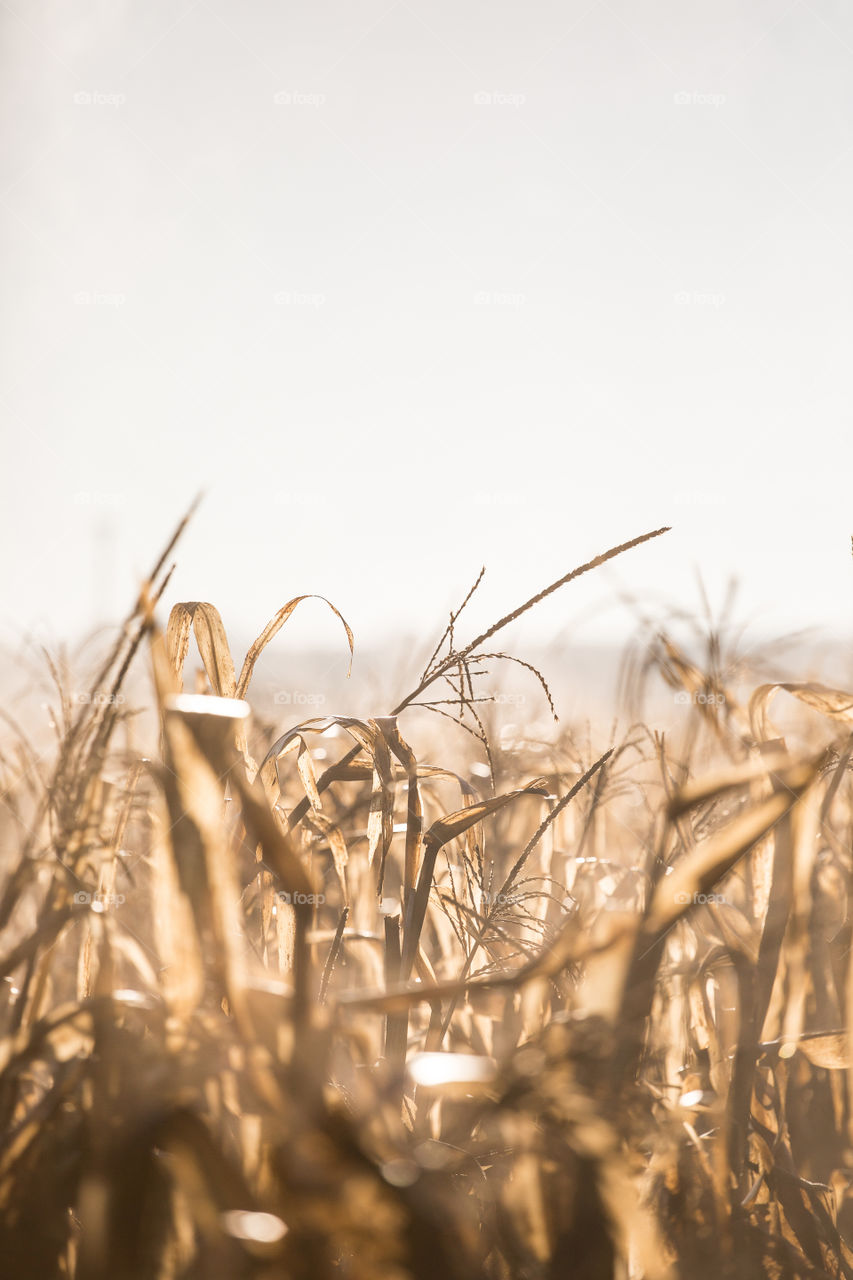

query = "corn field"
[3,507,853,1279]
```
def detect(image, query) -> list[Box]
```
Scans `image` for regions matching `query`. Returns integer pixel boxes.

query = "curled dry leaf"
[750,681,853,741]
[236,595,354,699]
[166,602,237,697]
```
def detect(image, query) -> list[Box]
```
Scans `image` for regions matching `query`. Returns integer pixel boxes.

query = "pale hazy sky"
[2,1,852,653]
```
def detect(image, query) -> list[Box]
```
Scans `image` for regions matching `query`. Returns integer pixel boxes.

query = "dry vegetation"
[3,508,853,1278]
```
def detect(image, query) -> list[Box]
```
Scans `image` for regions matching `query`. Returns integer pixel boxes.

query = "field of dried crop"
[3,507,853,1279]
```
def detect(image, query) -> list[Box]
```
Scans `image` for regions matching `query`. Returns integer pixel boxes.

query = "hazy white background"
[2,0,852,657]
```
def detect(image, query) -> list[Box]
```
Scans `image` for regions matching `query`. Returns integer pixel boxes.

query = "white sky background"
[2,0,852,657]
